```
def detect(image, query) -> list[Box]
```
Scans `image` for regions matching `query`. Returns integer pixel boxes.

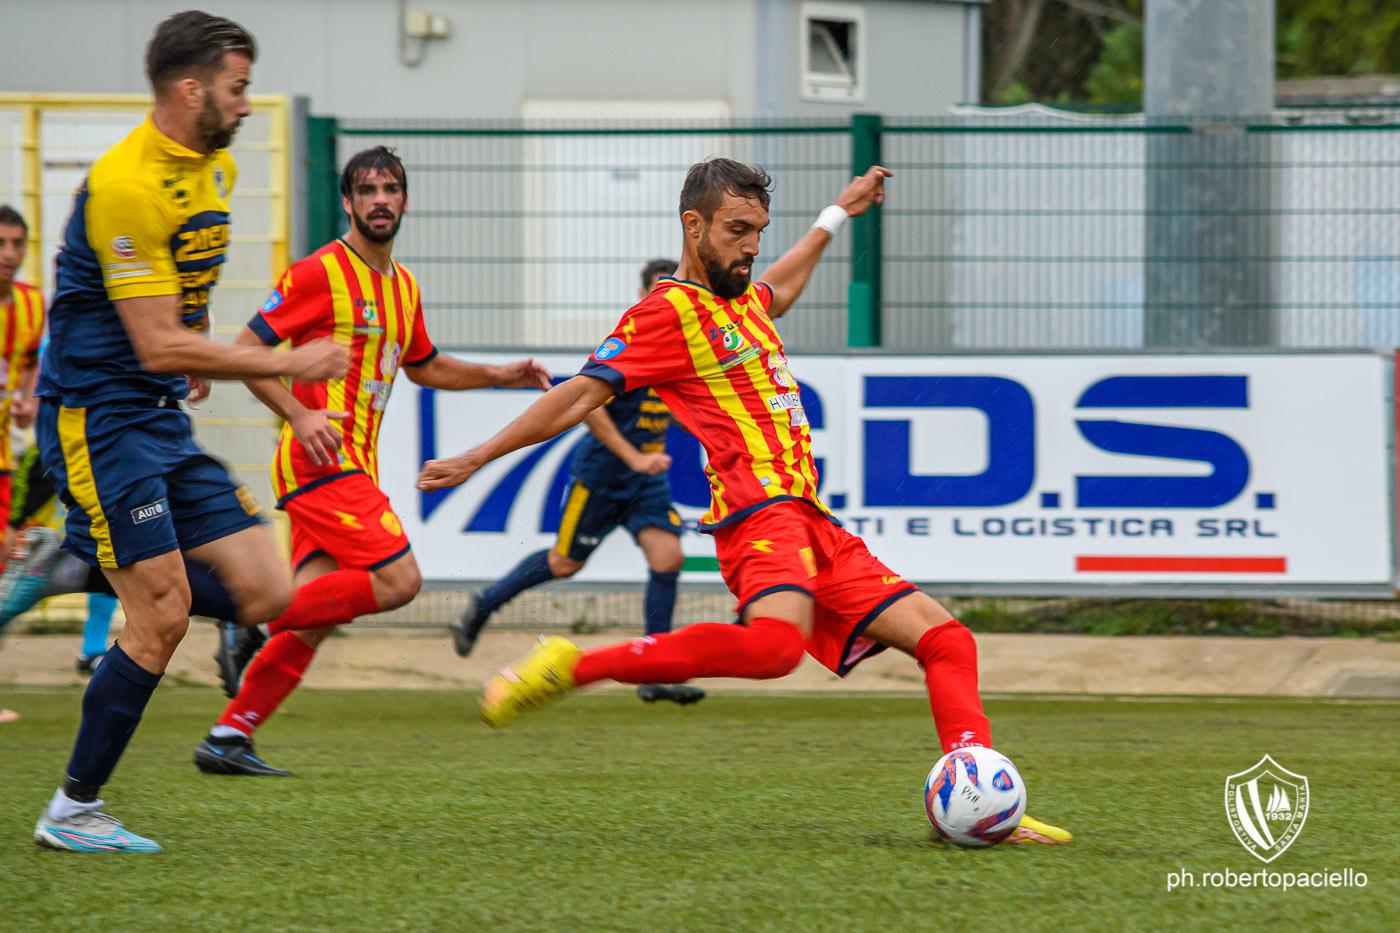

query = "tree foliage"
[982,0,1400,106]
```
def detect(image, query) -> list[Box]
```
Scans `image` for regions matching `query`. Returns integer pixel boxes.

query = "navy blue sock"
[644,571,679,636]
[184,558,238,621]
[477,549,556,616]
[62,642,162,799]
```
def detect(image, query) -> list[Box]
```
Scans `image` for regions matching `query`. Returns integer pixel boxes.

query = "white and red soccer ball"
[924,746,1026,847]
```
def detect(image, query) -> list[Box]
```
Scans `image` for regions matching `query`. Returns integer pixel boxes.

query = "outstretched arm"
[762,166,892,319]
[118,295,347,382]
[405,354,551,391]
[417,374,615,491]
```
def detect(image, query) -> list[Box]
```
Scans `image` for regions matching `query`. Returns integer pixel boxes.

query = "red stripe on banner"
[1076,556,1288,573]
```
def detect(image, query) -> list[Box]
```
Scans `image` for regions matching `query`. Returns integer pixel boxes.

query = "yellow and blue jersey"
[41,114,237,407]
[570,387,672,496]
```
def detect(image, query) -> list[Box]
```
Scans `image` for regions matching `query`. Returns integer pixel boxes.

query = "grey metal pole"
[1143,0,1275,348]
[290,95,311,260]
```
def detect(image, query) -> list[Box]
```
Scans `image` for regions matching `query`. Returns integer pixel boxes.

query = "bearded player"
[31,12,349,855]
[192,147,550,775]
[418,158,1070,845]
[453,258,703,707]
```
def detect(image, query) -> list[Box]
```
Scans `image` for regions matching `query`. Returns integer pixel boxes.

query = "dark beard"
[698,235,751,300]
[353,211,402,244]
[197,96,238,151]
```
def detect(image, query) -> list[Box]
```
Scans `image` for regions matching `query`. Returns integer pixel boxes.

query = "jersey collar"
[658,275,757,308]
[338,238,397,278]
[140,113,218,163]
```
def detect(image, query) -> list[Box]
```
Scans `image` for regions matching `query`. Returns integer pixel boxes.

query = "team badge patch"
[380,510,404,537]
[594,337,626,361]
[111,236,137,260]
[261,290,284,312]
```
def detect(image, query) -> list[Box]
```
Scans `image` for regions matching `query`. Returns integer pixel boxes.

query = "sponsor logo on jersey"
[111,236,137,260]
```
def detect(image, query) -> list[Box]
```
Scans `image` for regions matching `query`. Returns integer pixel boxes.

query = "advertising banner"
[377,352,1393,591]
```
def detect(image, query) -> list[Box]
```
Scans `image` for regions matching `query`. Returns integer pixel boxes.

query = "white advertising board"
[376,352,1393,591]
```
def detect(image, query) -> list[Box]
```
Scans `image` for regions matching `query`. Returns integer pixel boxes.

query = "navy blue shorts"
[36,399,264,569]
[554,476,681,562]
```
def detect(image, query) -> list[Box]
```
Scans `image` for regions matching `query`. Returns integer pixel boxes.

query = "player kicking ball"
[192,147,550,776]
[419,158,1070,845]
[453,258,703,706]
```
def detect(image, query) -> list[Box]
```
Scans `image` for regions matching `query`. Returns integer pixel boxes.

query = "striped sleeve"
[402,283,437,366]
[249,258,330,345]
[577,298,685,394]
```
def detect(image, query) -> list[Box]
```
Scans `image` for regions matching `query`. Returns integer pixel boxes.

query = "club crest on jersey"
[212,165,228,199]
[594,337,626,361]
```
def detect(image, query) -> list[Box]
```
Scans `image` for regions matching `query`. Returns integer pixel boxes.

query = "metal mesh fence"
[883,117,1400,351]
[328,114,1400,354]
[334,120,853,352]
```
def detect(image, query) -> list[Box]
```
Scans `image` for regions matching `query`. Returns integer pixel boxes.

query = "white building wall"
[0,0,973,119]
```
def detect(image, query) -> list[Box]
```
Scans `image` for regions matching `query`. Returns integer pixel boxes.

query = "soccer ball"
[923,747,1026,847]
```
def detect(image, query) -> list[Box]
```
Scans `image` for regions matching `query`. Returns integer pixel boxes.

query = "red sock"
[572,616,806,687]
[266,569,378,635]
[915,620,992,753]
[216,631,317,736]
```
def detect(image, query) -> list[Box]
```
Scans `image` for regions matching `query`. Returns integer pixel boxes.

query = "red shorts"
[712,499,918,676]
[284,473,411,571]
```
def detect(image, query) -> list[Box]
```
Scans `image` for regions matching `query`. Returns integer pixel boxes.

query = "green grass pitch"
[2,689,1397,930]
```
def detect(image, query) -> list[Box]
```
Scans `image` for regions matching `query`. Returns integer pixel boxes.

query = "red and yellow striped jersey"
[1,280,45,470]
[579,277,827,530]
[248,239,437,505]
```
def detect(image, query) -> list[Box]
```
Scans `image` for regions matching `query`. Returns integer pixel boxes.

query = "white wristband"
[812,204,849,237]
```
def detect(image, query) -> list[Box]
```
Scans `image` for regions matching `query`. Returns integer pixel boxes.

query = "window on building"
[801,2,866,103]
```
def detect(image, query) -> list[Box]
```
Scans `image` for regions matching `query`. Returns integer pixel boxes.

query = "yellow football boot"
[1008,814,1073,845]
[478,636,583,729]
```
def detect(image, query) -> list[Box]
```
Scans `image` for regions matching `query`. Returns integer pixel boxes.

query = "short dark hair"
[0,205,26,234]
[679,158,772,220]
[340,147,408,198]
[640,258,678,290]
[145,10,257,92]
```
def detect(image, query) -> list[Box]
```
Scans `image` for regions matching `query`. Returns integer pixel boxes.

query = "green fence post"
[848,112,882,348]
[305,115,340,249]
